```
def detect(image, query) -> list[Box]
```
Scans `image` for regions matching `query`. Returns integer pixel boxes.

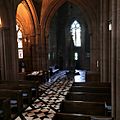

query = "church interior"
[0,0,120,120]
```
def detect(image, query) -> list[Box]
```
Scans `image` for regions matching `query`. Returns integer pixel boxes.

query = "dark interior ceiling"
[32,0,42,3]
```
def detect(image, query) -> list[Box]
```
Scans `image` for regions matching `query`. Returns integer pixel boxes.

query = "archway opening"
[16,0,36,73]
[48,2,90,70]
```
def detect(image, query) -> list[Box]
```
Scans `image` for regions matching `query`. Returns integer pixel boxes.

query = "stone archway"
[40,0,99,71]
[16,0,40,72]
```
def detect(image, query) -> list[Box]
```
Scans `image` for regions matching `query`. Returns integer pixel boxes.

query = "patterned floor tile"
[17,70,85,120]
[14,116,22,120]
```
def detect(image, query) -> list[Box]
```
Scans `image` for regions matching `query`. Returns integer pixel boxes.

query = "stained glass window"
[70,20,81,47]
[109,23,112,31]
[74,52,78,60]
[16,24,23,59]
[18,49,23,59]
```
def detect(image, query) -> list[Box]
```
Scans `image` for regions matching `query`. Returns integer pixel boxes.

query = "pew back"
[53,113,91,120]
[0,89,23,119]
[0,84,32,104]
[60,100,106,116]
[72,82,111,88]
[0,97,11,120]
[70,86,111,94]
[66,92,111,105]
[86,71,100,82]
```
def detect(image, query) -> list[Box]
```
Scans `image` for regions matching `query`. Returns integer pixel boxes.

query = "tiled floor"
[15,70,85,120]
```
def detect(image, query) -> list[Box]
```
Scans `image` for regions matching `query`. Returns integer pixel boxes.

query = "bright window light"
[70,20,81,47]
[109,23,112,31]
[74,52,78,60]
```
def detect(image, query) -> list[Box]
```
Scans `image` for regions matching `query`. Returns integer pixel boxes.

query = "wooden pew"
[0,97,11,120]
[91,116,113,120]
[53,113,91,120]
[60,100,107,116]
[69,86,111,94]
[0,80,39,100]
[72,82,111,88]
[26,71,44,83]
[53,113,113,120]
[17,80,39,99]
[85,71,100,82]
[65,92,111,105]
[0,89,23,119]
[0,84,32,105]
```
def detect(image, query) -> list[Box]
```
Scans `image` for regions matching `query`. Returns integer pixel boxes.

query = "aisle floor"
[15,70,85,120]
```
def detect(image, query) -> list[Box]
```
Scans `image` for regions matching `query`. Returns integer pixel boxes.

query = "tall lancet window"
[70,20,81,47]
[16,24,23,59]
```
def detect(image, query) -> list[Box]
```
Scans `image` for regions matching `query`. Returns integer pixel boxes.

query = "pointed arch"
[40,0,99,71]
[16,0,41,71]
[40,0,96,69]
[40,0,96,30]
[16,0,40,44]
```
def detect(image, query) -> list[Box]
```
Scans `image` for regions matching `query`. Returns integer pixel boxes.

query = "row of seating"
[0,70,49,120]
[0,97,11,120]
[26,70,49,83]
[53,72,113,120]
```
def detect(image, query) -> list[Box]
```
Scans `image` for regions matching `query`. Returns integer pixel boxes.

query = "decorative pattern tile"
[16,70,85,120]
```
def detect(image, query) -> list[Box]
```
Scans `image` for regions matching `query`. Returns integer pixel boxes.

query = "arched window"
[16,24,23,59]
[74,52,78,60]
[70,20,81,47]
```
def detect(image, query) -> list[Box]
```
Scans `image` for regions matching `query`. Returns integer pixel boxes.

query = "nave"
[15,71,74,120]
[13,70,112,120]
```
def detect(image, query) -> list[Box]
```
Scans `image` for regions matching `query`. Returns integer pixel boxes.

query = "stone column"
[0,26,18,81]
[115,0,120,119]
[1,27,18,81]
[111,0,117,118]
[0,27,7,80]
[100,0,109,82]
[30,35,38,70]
[38,28,42,70]
[36,33,41,70]
[44,31,49,70]
[0,0,19,81]
[40,26,48,71]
